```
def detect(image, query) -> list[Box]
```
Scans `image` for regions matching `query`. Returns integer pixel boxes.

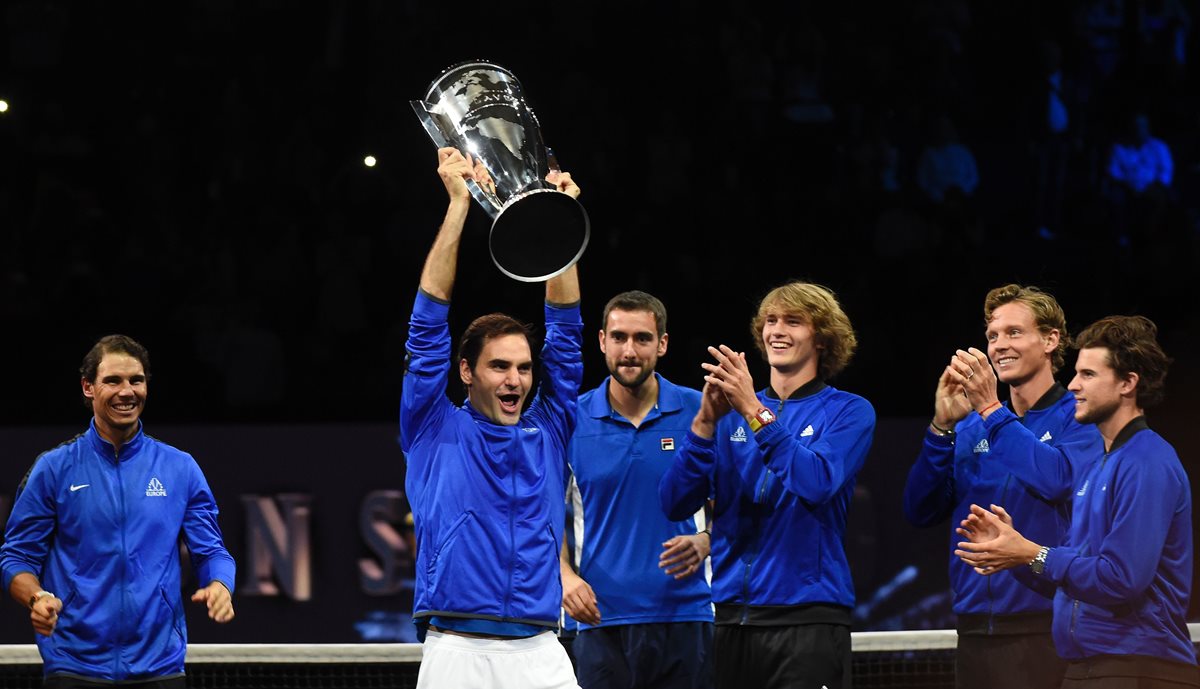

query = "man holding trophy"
[401,146,584,689]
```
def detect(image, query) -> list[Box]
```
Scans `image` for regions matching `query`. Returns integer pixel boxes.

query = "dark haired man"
[401,147,584,689]
[956,315,1197,688]
[659,281,876,689]
[1,335,236,688]
[903,284,1102,689]
[561,290,712,689]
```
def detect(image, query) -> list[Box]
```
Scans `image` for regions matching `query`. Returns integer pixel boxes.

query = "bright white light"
[0,100,8,114]
[363,155,377,167]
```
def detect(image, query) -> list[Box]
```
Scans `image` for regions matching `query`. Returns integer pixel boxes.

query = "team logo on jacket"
[146,477,167,497]
[661,437,675,451]
[1039,431,1053,442]
[800,425,814,437]
[730,427,748,443]
[973,439,990,454]
[1076,479,1089,497]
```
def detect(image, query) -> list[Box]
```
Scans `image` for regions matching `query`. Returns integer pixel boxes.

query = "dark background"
[1,0,1198,641]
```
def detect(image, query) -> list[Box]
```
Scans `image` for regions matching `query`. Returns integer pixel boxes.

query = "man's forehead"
[97,352,144,374]
[987,301,1036,329]
[481,333,532,359]
[606,308,658,332]
[1076,347,1112,368]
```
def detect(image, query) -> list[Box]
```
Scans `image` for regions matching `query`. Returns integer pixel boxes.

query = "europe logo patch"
[661,437,675,451]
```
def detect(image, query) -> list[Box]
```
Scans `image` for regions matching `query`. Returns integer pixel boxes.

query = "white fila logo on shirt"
[730,427,748,443]
[146,477,167,497]
[800,425,814,437]
[1039,431,1053,442]
[973,439,990,454]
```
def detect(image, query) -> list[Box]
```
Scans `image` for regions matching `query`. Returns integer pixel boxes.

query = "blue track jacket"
[1039,418,1196,666]
[903,385,1102,627]
[401,290,583,636]
[658,380,875,623]
[0,422,236,682]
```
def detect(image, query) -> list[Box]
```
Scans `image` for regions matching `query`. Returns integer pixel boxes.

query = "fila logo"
[1077,479,1089,497]
[661,437,675,452]
[730,427,748,443]
[800,425,814,437]
[145,477,167,497]
[1039,431,1053,443]
[973,439,990,454]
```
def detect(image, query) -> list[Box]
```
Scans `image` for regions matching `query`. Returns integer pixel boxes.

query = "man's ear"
[658,332,669,357]
[1043,329,1060,354]
[81,378,95,401]
[1119,371,1140,400]
[459,359,473,388]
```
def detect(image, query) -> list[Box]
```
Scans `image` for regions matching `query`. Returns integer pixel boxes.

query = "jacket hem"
[714,602,851,627]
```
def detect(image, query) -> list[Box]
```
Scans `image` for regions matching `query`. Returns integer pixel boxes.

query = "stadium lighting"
[363,155,377,168]
[0,100,9,114]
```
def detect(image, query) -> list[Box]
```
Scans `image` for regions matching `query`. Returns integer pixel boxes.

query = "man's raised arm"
[419,147,492,300]
[544,171,581,306]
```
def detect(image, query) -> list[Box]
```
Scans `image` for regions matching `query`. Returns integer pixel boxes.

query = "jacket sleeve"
[399,290,454,453]
[756,397,876,506]
[182,458,237,593]
[1042,455,1183,605]
[983,407,1100,503]
[903,429,959,527]
[0,456,56,591]
[659,430,717,522]
[525,301,584,451]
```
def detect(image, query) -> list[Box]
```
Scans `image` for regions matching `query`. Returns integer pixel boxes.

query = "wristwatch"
[29,590,55,609]
[748,407,777,433]
[1029,546,1050,575]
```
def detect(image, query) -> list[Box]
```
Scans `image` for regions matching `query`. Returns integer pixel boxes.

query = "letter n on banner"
[240,493,312,601]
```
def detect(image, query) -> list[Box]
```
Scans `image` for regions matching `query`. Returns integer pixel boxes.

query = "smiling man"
[0,335,236,689]
[903,284,1101,689]
[955,315,1196,688]
[400,148,584,689]
[561,291,712,689]
[659,281,875,689]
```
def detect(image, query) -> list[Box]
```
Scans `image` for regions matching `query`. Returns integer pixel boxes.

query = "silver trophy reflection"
[412,61,590,282]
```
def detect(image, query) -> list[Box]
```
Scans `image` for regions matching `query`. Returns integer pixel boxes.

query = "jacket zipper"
[1070,451,1109,654]
[115,445,126,681]
[741,397,788,624]
[988,473,1013,634]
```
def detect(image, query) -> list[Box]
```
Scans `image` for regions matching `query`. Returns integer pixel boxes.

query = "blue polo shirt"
[565,373,712,630]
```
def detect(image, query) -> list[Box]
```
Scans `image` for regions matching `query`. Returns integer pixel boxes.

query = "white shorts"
[416,630,581,689]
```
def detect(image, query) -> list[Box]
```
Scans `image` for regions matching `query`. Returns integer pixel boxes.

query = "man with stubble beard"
[561,291,712,689]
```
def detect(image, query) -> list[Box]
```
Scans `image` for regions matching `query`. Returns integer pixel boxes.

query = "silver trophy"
[412,61,590,282]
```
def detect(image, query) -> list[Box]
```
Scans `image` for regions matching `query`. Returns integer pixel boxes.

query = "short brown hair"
[456,313,533,373]
[983,284,1070,372]
[601,291,667,338]
[750,282,858,380]
[1074,315,1172,408]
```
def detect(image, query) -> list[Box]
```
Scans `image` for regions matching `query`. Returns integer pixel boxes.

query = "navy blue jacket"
[904,385,1101,626]
[1041,418,1196,665]
[0,422,236,682]
[659,380,874,624]
[401,290,583,636]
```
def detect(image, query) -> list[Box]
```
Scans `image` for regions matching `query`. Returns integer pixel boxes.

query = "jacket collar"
[1109,415,1149,453]
[1028,383,1068,412]
[86,419,146,462]
[585,372,681,419]
[764,378,827,401]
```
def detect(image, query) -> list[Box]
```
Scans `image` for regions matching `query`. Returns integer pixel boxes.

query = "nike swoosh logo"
[70,484,90,492]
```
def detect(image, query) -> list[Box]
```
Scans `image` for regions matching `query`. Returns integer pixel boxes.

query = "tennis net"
[1,626,1197,688]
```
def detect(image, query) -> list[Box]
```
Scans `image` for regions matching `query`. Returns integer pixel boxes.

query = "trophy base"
[490,189,590,283]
